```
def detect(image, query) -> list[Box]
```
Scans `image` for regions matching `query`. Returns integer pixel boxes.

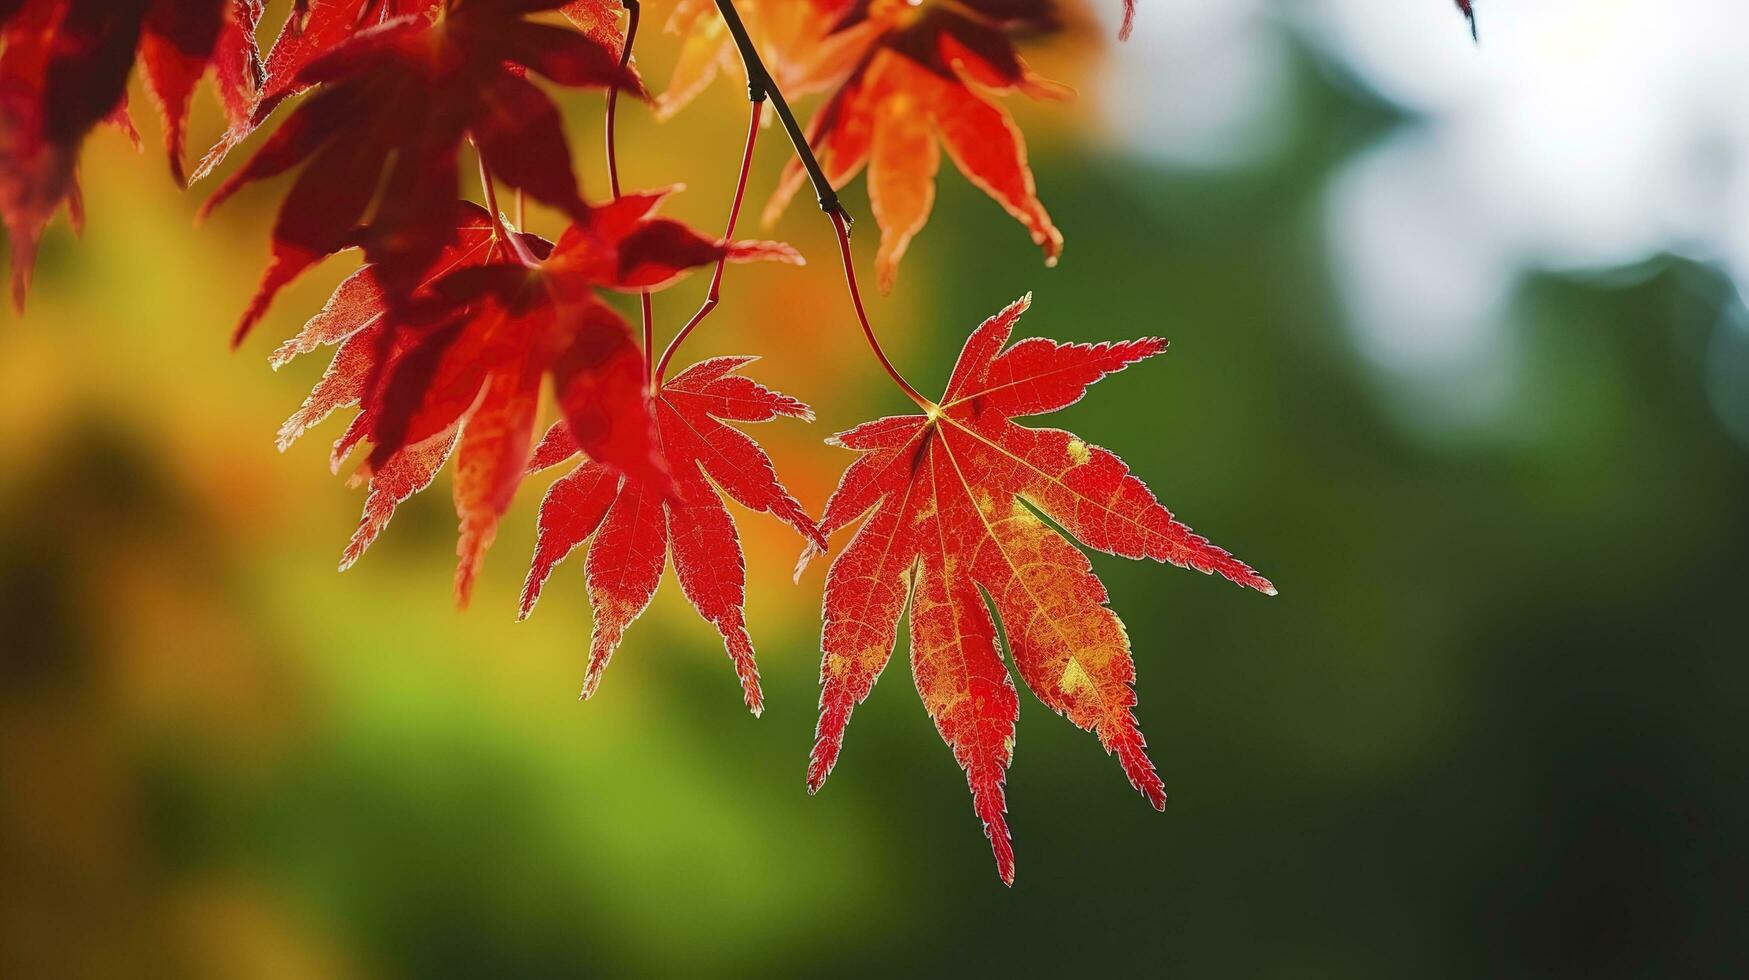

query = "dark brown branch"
[711,0,926,407]
[605,0,641,198]
[711,0,840,217]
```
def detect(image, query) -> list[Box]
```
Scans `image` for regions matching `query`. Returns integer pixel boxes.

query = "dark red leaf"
[0,0,252,307]
[205,0,642,347]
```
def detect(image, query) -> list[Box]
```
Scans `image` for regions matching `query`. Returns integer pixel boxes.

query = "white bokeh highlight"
[1099,0,1291,168]
[1104,0,1749,440]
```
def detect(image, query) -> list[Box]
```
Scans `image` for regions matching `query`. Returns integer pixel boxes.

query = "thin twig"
[604,0,642,198]
[830,209,930,410]
[605,1,657,377]
[655,97,766,384]
[710,0,838,216]
[476,144,538,267]
[712,0,926,407]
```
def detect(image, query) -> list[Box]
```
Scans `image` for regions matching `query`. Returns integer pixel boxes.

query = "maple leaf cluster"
[273,188,802,610]
[204,0,647,343]
[0,0,261,306]
[0,0,1301,884]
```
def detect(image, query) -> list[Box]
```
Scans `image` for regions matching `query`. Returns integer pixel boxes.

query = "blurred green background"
[3,3,1746,977]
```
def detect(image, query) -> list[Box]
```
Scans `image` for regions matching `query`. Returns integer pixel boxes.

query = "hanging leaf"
[802,294,1274,884]
[764,0,1069,292]
[0,0,258,307]
[521,356,823,714]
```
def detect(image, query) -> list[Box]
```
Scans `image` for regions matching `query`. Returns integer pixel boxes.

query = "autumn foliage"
[8,0,1512,883]
[0,0,260,306]
[521,354,822,716]
[801,294,1272,881]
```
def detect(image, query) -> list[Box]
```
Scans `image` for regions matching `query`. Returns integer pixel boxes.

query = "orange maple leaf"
[648,0,847,121]
[800,294,1274,884]
[764,0,1072,292]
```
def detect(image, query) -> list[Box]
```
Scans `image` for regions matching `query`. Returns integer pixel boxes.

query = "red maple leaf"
[765,0,1070,292]
[800,294,1274,884]
[193,0,627,182]
[274,189,801,608]
[193,0,440,182]
[202,0,640,347]
[519,356,825,714]
[272,204,547,597]
[0,0,260,307]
